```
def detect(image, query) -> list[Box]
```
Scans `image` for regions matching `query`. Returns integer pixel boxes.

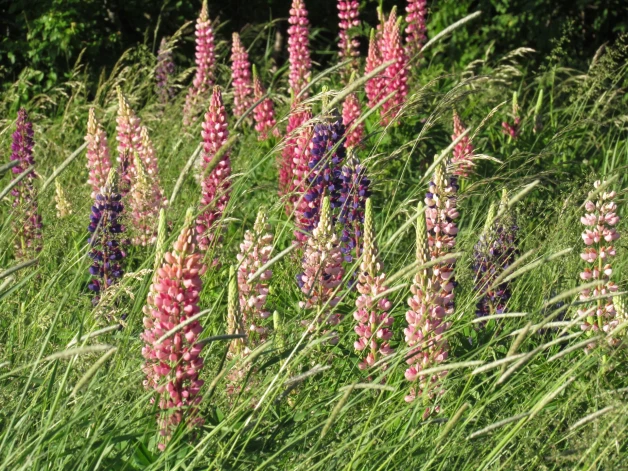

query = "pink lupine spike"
[342,92,364,149]
[252,66,280,140]
[138,126,166,204]
[287,0,312,98]
[278,105,311,203]
[116,88,142,186]
[85,108,112,198]
[365,29,384,109]
[354,199,394,371]
[405,0,427,58]
[196,86,231,252]
[141,210,207,450]
[337,0,360,81]
[379,9,409,125]
[231,32,254,119]
[578,180,621,351]
[183,0,216,125]
[451,110,474,178]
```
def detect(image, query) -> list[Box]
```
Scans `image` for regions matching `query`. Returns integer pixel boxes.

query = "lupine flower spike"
[237,209,274,345]
[183,0,216,125]
[379,8,409,125]
[130,154,158,246]
[197,86,231,252]
[11,108,42,260]
[342,86,364,149]
[141,208,207,450]
[279,106,311,200]
[451,110,474,178]
[155,37,176,104]
[405,0,427,58]
[85,108,112,198]
[298,197,344,338]
[354,199,394,370]
[365,29,383,109]
[502,91,521,140]
[338,151,370,264]
[252,66,279,140]
[287,0,312,98]
[226,265,249,396]
[473,191,518,319]
[54,178,72,219]
[337,0,360,82]
[231,32,254,119]
[87,169,126,306]
[579,180,620,349]
[116,88,142,186]
[138,126,166,206]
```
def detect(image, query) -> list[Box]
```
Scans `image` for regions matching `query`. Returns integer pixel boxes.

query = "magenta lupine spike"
[196,86,231,252]
[297,197,344,337]
[405,0,427,58]
[155,37,176,104]
[116,88,142,186]
[85,108,112,198]
[579,180,621,350]
[141,210,207,450]
[183,0,216,125]
[365,29,384,109]
[252,68,280,140]
[287,0,312,98]
[337,0,360,81]
[11,108,42,260]
[342,93,364,149]
[379,9,409,125]
[231,33,254,119]
[451,110,474,178]
[237,210,274,345]
[354,199,394,370]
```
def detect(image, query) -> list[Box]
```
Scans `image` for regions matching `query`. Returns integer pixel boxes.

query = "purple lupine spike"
[338,152,370,264]
[155,37,176,104]
[87,170,126,306]
[231,32,254,119]
[405,0,427,58]
[11,108,42,260]
[337,0,360,82]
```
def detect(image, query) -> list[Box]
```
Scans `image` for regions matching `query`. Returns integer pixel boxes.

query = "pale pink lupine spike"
[183,0,216,125]
[342,92,364,149]
[85,108,112,198]
[451,110,474,178]
[287,0,312,98]
[141,210,207,450]
[116,88,143,185]
[196,86,231,252]
[252,67,280,140]
[337,0,360,81]
[231,32,254,119]
[405,0,427,58]
[578,180,621,350]
[379,9,409,125]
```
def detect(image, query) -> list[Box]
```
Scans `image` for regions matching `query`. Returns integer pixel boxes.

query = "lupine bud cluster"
[298,197,345,336]
[11,108,42,260]
[116,88,142,186]
[155,37,176,104]
[87,171,125,306]
[337,0,360,81]
[287,0,312,98]
[342,92,364,149]
[473,193,518,319]
[85,108,112,198]
[579,180,620,347]
[231,33,254,118]
[379,8,409,125]
[405,0,427,58]
[354,199,394,370]
[451,111,474,178]
[365,29,384,109]
[252,67,279,140]
[237,210,274,345]
[338,152,370,263]
[54,179,72,219]
[197,86,231,252]
[183,0,216,125]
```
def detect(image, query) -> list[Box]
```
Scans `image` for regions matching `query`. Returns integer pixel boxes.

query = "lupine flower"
[405,160,459,407]
[155,37,176,104]
[54,178,72,219]
[279,106,311,200]
[290,115,315,223]
[183,0,216,125]
[87,170,126,306]
[231,32,254,119]
[138,126,166,206]
[11,108,42,260]
[226,265,249,396]
[85,108,112,198]
[337,0,360,81]
[473,192,518,319]
[237,210,274,345]
[502,91,521,140]
[297,197,344,336]
[354,199,394,370]
[365,29,384,109]
[405,0,427,58]
[379,8,409,125]
[338,152,370,264]
[451,110,474,178]
[141,209,206,450]
[287,0,312,98]
[129,154,159,246]
[252,66,280,140]
[116,88,142,187]
[578,180,620,348]
[342,92,364,149]
[197,86,231,252]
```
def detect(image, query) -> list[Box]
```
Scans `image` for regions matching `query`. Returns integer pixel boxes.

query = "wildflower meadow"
[1,0,628,469]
